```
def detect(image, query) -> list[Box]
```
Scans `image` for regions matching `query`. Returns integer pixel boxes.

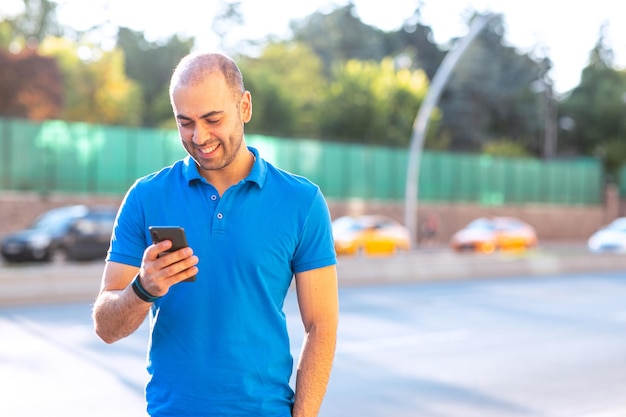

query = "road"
[1,270,625,417]
[3,244,626,306]
[320,271,626,417]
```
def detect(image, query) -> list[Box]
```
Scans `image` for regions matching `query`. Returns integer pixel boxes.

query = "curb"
[1,249,626,307]
[0,262,103,307]
[335,249,626,285]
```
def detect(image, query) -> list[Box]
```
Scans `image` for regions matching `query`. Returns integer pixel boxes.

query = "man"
[92,52,339,417]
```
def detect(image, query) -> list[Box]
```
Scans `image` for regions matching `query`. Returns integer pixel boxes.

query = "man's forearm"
[92,288,151,344]
[292,326,337,417]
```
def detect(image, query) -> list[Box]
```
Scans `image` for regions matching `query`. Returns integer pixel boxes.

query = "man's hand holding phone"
[136,227,199,299]
[149,226,196,276]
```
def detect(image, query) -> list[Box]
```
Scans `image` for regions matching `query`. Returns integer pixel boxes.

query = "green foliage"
[318,58,432,146]
[598,139,626,181]
[116,28,194,127]
[8,0,62,43]
[291,4,388,76]
[438,14,544,153]
[39,37,143,126]
[386,13,446,80]
[559,27,626,165]
[3,0,626,180]
[242,68,298,137]
[239,42,326,137]
[0,21,15,48]
[482,140,531,158]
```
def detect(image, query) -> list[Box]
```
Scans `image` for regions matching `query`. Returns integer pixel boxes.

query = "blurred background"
[2,0,626,249]
[2,2,626,416]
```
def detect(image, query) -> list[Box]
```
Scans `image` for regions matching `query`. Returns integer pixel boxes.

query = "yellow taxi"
[332,215,411,256]
[450,216,538,253]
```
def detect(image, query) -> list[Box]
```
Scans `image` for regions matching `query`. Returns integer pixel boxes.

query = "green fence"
[0,117,603,205]
[619,166,626,197]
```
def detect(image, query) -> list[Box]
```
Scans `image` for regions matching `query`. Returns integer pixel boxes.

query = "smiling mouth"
[199,143,220,154]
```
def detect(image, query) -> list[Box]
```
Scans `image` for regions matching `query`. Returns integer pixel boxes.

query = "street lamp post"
[404,13,498,247]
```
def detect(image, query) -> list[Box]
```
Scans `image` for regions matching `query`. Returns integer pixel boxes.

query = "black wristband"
[131,273,161,303]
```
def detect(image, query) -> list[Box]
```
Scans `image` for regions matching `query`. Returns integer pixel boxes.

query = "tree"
[0,21,16,49]
[39,37,143,126]
[437,14,545,154]
[3,0,62,44]
[212,1,244,53]
[287,7,543,153]
[240,67,298,138]
[0,48,63,120]
[318,58,433,147]
[559,22,626,178]
[482,139,531,158]
[239,42,326,138]
[386,8,446,80]
[116,28,194,128]
[291,3,389,76]
[289,3,445,83]
[560,22,626,155]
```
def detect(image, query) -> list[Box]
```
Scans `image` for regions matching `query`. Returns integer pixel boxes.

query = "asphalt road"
[1,270,625,417]
[319,271,626,417]
[3,243,626,307]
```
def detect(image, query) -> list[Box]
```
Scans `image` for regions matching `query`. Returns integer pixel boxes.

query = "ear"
[240,91,252,123]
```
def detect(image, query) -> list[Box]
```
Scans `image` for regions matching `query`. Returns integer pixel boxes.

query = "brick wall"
[0,192,124,238]
[1,188,618,245]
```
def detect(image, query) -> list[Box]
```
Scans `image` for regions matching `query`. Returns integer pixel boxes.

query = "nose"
[192,123,210,145]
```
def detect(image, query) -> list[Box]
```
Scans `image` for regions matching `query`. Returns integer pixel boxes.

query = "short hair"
[169,52,244,99]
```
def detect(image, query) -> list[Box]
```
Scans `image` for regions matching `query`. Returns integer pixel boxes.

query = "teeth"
[200,144,219,154]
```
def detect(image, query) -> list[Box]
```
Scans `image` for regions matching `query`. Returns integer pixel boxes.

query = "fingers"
[155,248,199,282]
[149,239,173,259]
[140,244,199,296]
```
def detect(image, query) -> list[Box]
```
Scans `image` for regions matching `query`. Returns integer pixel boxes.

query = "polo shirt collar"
[182,145,267,188]
[246,146,266,188]
[183,156,203,183]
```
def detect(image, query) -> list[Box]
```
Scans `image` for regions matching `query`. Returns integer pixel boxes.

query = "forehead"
[171,73,235,114]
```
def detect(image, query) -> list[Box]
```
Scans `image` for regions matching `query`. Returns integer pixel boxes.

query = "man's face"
[171,73,251,175]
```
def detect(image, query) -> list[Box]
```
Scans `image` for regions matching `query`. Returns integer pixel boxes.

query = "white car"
[587,217,626,253]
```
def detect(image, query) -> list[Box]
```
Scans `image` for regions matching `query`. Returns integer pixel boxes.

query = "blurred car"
[332,215,411,256]
[587,217,626,253]
[1,204,117,263]
[450,216,538,253]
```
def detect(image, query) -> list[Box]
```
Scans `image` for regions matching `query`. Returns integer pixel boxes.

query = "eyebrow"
[176,110,224,121]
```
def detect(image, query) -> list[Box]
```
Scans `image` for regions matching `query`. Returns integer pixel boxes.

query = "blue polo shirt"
[107,146,337,417]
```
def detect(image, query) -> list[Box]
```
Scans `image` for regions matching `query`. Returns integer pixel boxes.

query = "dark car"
[1,204,117,263]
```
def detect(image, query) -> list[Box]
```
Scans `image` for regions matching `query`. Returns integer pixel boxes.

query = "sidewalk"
[336,244,626,285]
[2,243,626,307]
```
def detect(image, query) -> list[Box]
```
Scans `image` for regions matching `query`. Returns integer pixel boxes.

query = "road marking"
[336,329,471,354]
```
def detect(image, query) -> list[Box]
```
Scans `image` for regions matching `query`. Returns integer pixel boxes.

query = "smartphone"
[149,226,196,282]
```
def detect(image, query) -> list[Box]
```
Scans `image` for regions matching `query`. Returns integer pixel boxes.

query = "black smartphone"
[148,226,196,282]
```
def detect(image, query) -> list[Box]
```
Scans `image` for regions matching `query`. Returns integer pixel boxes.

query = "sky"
[5,0,626,94]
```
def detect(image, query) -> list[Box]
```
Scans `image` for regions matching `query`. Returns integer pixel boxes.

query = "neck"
[203,146,255,196]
